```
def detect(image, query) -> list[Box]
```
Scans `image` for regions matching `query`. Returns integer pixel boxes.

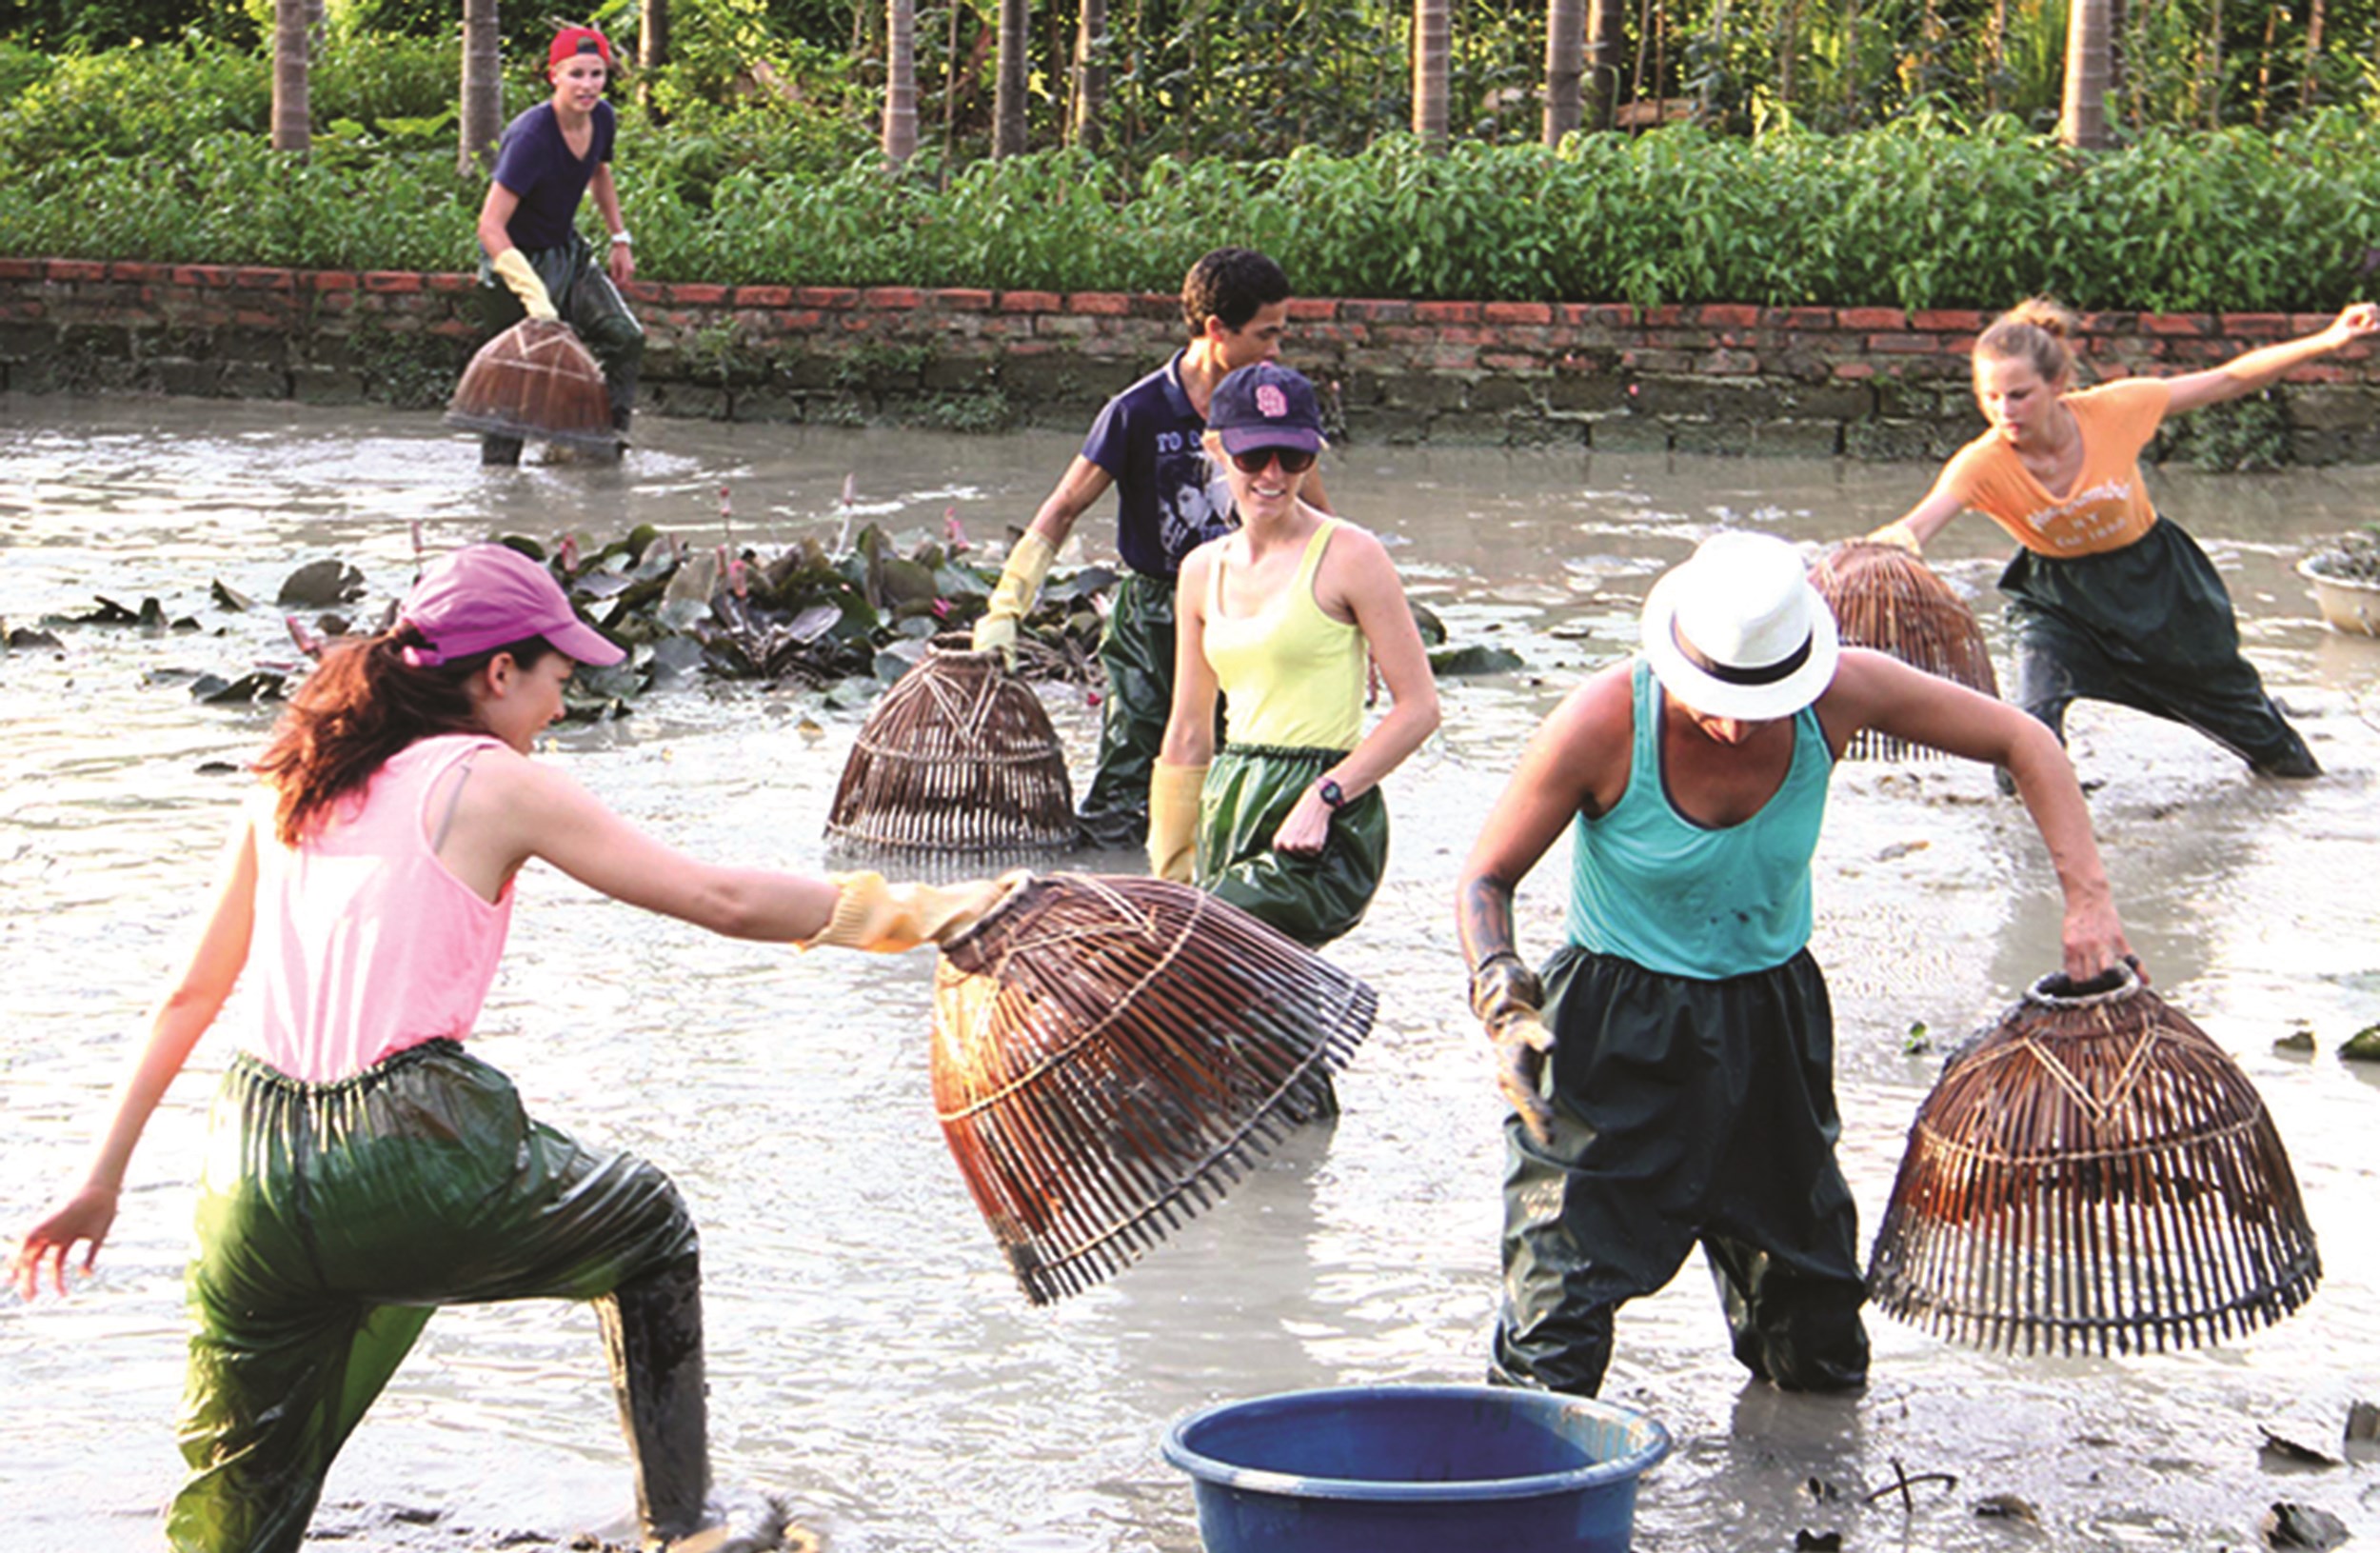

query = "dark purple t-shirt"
[1080,350,1237,579]
[489,100,614,253]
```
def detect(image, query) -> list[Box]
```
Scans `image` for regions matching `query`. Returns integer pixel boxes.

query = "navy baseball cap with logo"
[1207,363,1324,454]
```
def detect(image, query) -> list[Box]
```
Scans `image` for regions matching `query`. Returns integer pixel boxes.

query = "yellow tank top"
[1201,518,1366,750]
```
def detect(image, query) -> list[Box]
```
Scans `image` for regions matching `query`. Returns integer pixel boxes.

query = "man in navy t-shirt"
[973,248,1334,847]
[470,25,645,465]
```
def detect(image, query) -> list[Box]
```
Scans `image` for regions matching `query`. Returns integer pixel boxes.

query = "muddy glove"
[490,248,559,323]
[1471,951,1557,1145]
[805,869,1027,953]
[1864,519,1923,555]
[973,530,1057,659]
[1147,761,1206,883]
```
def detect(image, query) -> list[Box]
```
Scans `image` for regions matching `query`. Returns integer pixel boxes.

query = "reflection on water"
[3,397,2378,1549]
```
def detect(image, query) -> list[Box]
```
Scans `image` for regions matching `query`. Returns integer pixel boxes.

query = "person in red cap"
[473,24,645,466]
[11,543,1021,1552]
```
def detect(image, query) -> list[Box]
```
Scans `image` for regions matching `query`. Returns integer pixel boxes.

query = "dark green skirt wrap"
[1491,946,1868,1398]
[1078,570,1178,848]
[2000,518,2313,773]
[170,1040,696,1553]
[1196,743,1388,950]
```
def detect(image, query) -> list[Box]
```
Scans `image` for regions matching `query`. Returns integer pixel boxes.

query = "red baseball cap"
[548,25,613,70]
[398,544,625,668]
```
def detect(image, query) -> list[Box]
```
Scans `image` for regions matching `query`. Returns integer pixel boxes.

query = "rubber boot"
[597,1254,711,1547]
[611,402,634,461]
[482,434,524,467]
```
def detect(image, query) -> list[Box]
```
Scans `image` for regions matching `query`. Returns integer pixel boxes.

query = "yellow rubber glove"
[1470,951,1557,1145]
[1146,760,1207,883]
[1865,519,1923,556]
[972,530,1057,657]
[490,249,559,322]
[805,869,1028,953]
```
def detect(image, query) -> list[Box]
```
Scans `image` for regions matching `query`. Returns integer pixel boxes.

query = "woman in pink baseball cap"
[12,543,1021,1552]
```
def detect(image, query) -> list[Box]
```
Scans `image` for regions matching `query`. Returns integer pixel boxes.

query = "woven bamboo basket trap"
[1808,542,2000,760]
[443,317,618,454]
[1867,966,2320,1356]
[827,634,1079,853]
[930,873,1376,1304]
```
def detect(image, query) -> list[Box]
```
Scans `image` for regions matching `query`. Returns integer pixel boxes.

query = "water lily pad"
[278,559,366,607]
[190,670,288,704]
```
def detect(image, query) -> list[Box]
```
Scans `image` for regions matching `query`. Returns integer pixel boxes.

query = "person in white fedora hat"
[1454,528,2136,1399]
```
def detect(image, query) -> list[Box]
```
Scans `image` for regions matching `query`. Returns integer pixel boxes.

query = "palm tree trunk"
[1414,0,1449,146]
[2059,0,2112,149]
[884,0,918,161]
[992,0,1028,156]
[272,0,309,155]
[2301,0,2326,109]
[639,0,669,110]
[1586,0,1623,129]
[460,0,504,177]
[1544,0,1584,144]
[1070,0,1108,151]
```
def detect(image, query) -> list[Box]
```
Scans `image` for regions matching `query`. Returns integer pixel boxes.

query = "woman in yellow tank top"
[1146,364,1440,950]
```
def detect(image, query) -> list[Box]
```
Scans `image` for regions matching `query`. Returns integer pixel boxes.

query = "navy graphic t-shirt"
[1080,350,1237,579]
[489,100,614,253]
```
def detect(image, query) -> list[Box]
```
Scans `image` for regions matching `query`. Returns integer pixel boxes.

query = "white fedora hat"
[1640,531,1840,721]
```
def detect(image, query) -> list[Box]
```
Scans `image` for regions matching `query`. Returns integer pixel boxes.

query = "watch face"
[1318,778,1344,808]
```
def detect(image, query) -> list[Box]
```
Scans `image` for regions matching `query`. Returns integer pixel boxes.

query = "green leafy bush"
[6,40,2380,319]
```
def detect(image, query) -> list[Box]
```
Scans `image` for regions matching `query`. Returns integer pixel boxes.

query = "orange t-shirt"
[1940,378,2172,557]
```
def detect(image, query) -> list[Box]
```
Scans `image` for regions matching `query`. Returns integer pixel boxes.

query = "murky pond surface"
[4,395,2378,1550]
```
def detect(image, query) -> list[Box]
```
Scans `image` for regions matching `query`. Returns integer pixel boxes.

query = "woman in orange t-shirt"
[1875,297,2377,779]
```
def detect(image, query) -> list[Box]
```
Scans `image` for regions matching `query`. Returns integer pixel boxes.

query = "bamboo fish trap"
[930,873,1375,1304]
[443,318,618,454]
[827,634,1080,853]
[1867,966,2320,1357]
[1808,542,2000,760]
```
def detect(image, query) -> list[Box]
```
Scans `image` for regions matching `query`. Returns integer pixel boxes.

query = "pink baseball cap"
[398,543,625,667]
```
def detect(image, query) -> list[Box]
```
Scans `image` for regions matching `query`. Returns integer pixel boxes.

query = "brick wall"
[5,256,2377,462]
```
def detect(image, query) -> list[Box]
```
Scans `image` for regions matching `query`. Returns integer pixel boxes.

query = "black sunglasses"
[1227,446,1318,475]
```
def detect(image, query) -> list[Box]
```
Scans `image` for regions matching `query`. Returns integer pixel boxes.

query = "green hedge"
[5,50,2377,314]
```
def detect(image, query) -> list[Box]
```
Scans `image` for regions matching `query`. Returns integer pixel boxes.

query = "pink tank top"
[245,733,516,1082]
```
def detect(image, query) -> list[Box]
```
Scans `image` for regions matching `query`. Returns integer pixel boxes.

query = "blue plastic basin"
[1161,1384,1670,1553]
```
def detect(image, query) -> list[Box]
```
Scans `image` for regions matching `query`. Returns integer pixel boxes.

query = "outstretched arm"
[1825,650,2133,981]
[14,817,259,1299]
[1870,479,1968,554]
[2163,302,2379,415]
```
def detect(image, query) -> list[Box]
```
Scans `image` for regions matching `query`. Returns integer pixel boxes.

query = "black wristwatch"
[1315,777,1346,810]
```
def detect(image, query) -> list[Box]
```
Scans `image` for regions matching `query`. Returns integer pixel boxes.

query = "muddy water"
[3,396,2377,1551]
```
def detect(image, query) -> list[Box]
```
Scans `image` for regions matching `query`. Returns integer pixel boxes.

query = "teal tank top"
[1566,658,1834,979]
